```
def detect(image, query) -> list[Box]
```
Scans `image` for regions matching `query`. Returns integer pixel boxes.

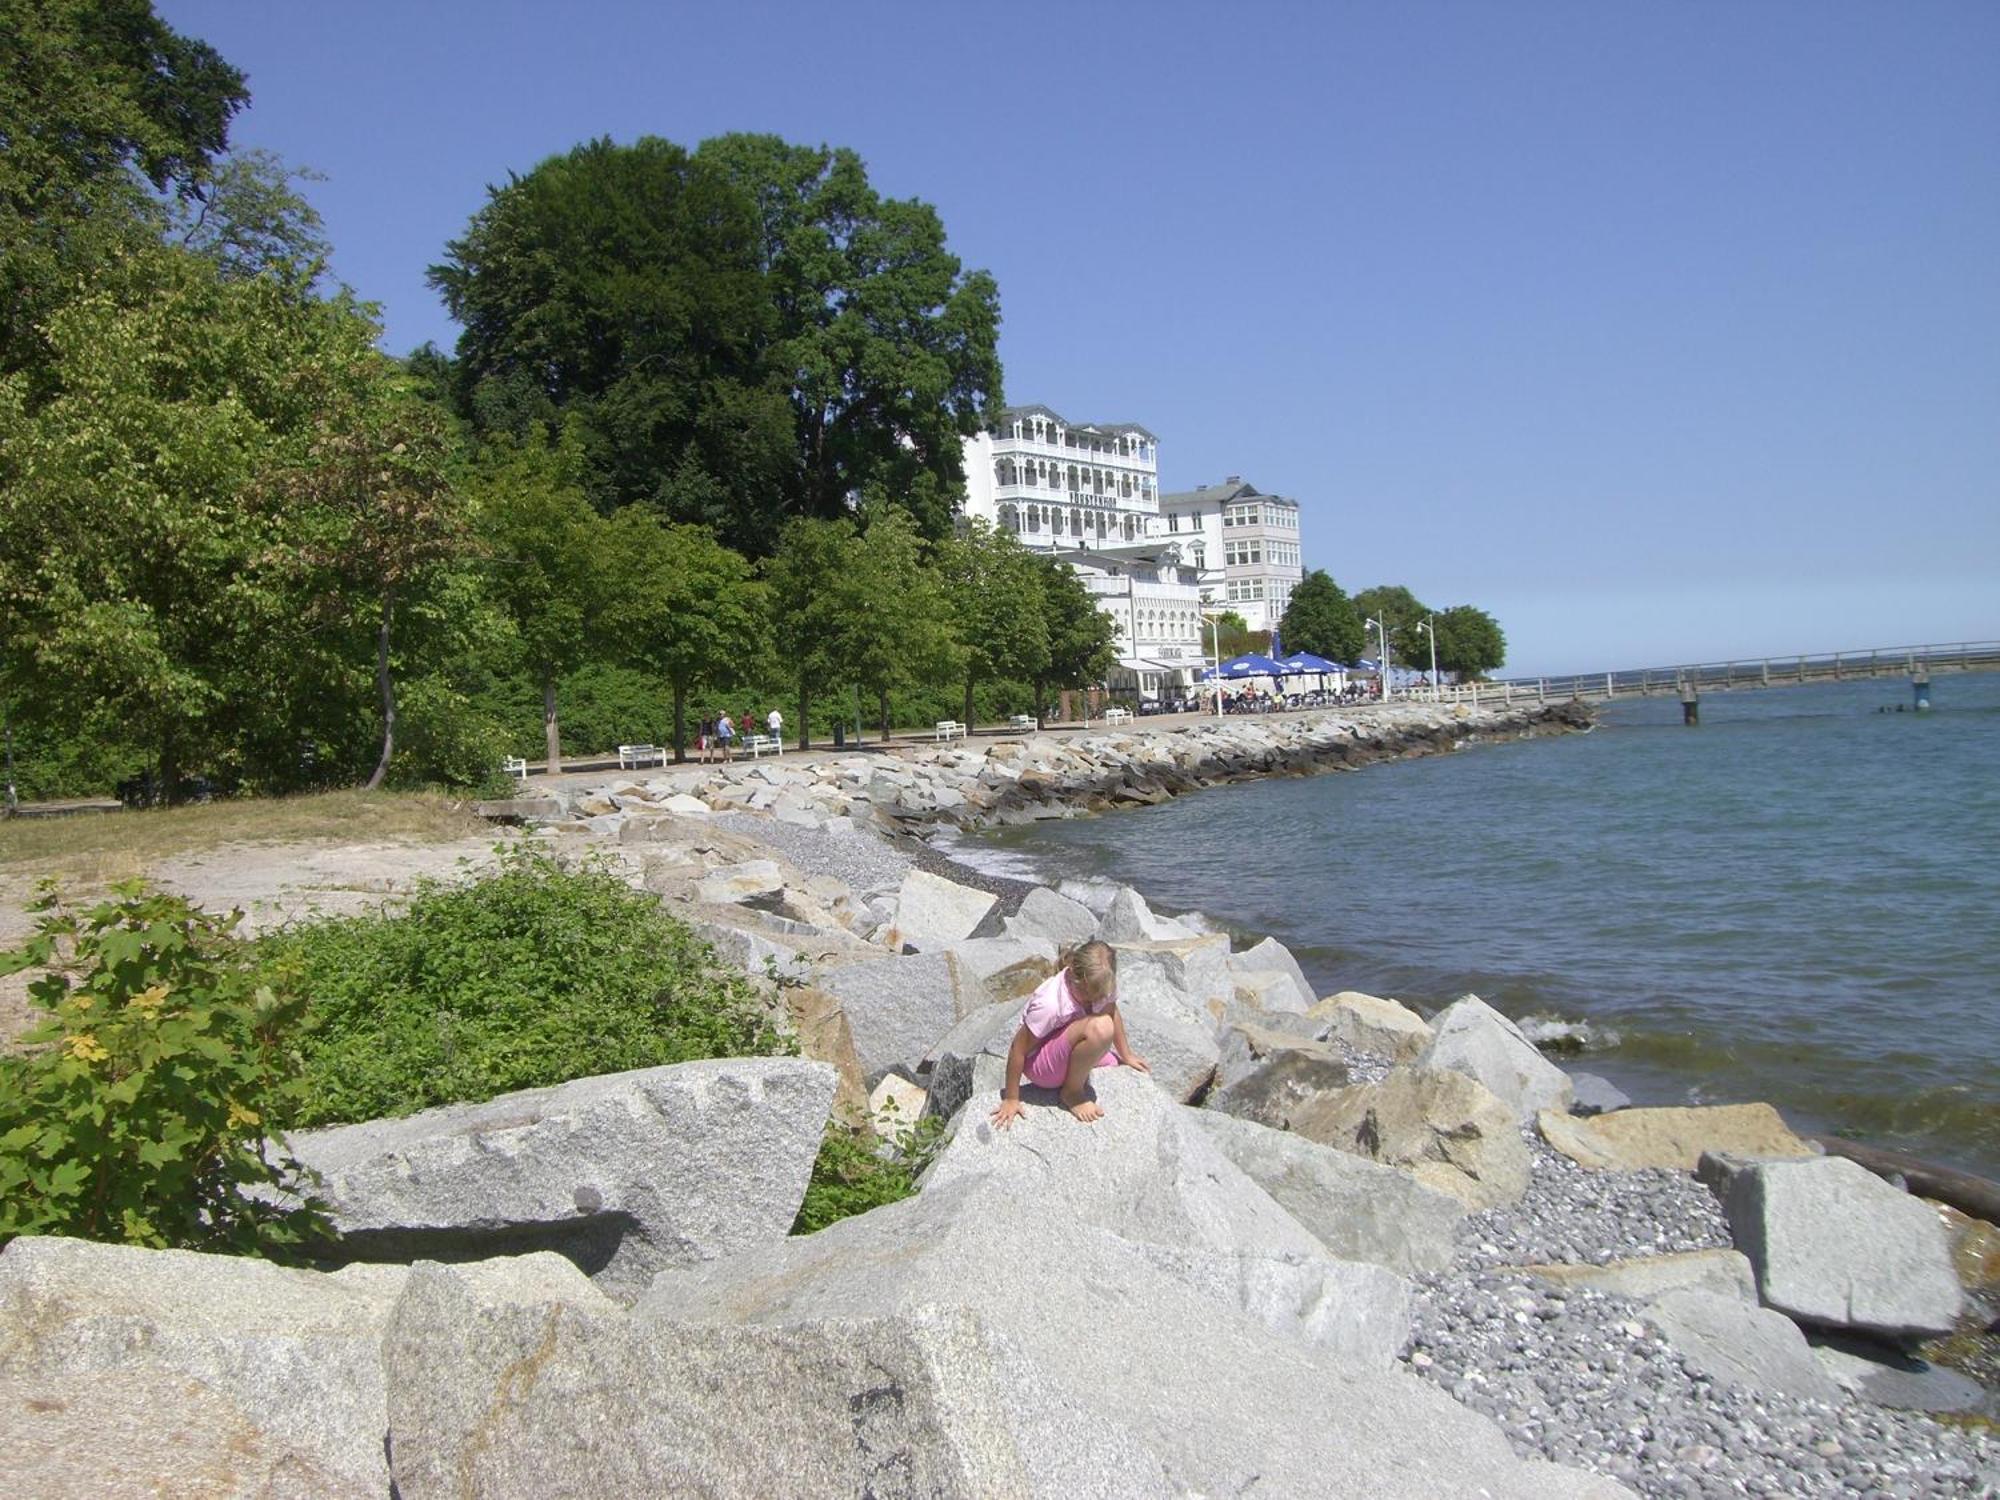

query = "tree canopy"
[1429,604,1507,679]
[1352,585,1433,666]
[429,132,1001,555]
[1277,571,1364,665]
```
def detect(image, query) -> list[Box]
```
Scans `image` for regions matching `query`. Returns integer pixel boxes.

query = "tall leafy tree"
[1352,585,1433,665]
[845,505,961,742]
[942,522,1049,729]
[766,517,864,750]
[1033,555,1117,723]
[430,136,791,549]
[597,508,765,761]
[464,429,606,773]
[1278,570,1365,665]
[169,148,332,292]
[1430,604,1507,679]
[695,134,1003,539]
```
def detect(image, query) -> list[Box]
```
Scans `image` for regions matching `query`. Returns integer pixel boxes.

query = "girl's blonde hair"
[1059,939,1118,1006]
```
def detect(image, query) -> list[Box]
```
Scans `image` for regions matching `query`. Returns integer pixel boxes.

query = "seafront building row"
[959,402,1306,699]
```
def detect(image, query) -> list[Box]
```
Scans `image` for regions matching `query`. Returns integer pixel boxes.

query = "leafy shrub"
[262,842,791,1126]
[0,884,330,1257]
[792,1103,945,1234]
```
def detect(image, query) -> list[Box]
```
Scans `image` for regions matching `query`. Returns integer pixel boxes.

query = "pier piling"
[1678,676,1699,726]
[1913,662,1931,711]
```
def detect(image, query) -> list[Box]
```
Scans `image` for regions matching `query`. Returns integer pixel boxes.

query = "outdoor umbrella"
[1277,650,1340,674]
[1217,653,1287,678]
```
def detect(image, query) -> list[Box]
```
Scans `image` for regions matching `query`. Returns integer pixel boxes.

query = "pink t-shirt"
[1018,969,1110,1040]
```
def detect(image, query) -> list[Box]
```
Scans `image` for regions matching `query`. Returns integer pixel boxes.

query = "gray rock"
[921,1006,1021,1123]
[1187,1109,1464,1275]
[629,1177,1627,1499]
[1645,1288,1844,1404]
[1719,1155,1962,1341]
[945,933,1056,1014]
[1207,1022,1352,1129]
[0,1235,407,1498]
[1305,990,1434,1062]
[686,917,812,984]
[1567,1071,1632,1116]
[693,858,785,904]
[1513,1248,1758,1303]
[1417,994,1574,1123]
[1226,936,1316,1012]
[1005,884,1100,951]
[1110,985,1222,1102]
[1106,932,1234,1023]
[287,1057,835,1302]
[1097,884,1195,943]
[1809,1335,1990,1412]
[1292,1065,1531,1211]
[889,868,998,951]
[816,950,960,1084]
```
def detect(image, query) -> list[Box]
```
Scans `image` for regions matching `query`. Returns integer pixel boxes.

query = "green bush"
[0,884,330,1257]
[792,1103,945,1234]
[262,842,791,1126]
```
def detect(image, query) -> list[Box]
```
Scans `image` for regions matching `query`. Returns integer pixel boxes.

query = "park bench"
[618,743,665,769]
[1009,713,1036,732]
[934,720,966,741]
[745,734,782,758]
[1103,707,1133,725]
[502,756,528,780]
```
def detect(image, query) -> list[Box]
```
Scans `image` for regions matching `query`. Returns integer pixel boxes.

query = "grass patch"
[792,1104,945,1234]
[261,843,791,1127]
[0,790,490,882]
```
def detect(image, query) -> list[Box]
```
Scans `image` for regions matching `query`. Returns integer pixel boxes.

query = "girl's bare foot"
[1059,1087,1104,1123]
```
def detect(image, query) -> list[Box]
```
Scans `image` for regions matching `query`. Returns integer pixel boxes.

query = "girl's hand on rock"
[991,1098,1028,1130]
[1126,1054,1152,1074]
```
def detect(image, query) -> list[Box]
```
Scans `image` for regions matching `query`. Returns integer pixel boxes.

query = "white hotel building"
[1153,478,1304,634]
[960,404,1206,698]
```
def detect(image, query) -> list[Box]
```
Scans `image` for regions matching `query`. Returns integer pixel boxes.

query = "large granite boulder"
[1107,931,1234,1021]
[694,858,785,905]
[816,950,960,1084]
[1108,985,1222,1102]
[921,1004,1022,1123]
[1417,994,1573,1122]
[1644,1288,1842,1404]
[1004,884,1099,951]
[1206,1022,1352,1129]
[1097,884,1195,943]
[1188,1109,1464,1275]
[618,1178,1628,1499]
[1542,1102,1813,1172]
[1304,990,1434,1061]
[1226,936,1316,1012]
[889,868,998,952]
[0,1235,407,1498]
[1719,1155,1963,1342]
[1292,1066,1531,1211]
[288,1057,835,1302]
[1513,1249,1758,1303]
[945,933,1056,1014]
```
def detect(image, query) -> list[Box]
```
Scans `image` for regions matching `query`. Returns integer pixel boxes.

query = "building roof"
[988,404,1158,442]
[1159,478,1299,509]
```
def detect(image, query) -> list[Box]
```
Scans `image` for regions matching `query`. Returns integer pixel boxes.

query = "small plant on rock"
[792,1099,946,1234]
[0,883,329,1257]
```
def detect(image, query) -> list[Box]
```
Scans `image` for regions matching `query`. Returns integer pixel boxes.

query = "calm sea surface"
[961,673,2000,1179]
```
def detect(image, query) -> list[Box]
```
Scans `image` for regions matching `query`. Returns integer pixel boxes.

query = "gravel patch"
[712,812,912,898]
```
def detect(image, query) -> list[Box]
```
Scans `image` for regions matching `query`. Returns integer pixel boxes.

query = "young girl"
[993,940,1149,1127]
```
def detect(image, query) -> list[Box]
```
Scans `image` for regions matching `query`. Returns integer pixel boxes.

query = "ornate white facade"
[1152,477,1304,633]
[960,404,1159,550]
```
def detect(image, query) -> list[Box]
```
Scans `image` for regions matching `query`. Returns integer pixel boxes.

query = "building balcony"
[991,435,1157,472]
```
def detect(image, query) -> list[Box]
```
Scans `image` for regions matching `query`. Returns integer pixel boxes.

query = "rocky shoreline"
[5,707,1995,1497]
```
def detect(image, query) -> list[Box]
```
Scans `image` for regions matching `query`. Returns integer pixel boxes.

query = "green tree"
[1208,610,1263,660]
[464,429,606,773]
[694,134,1003,540]
[1352,585,1433,666]
[1278,570,1365,665]
[598,508,765,761]
[846,505,961,742]
[1429,604,1507,679]
[766,517,863,750]
[942,522,1049,730]
[170,148,331,292]
[0,244,388,798]
[1,0,248,383]
[1033,554,1117,722]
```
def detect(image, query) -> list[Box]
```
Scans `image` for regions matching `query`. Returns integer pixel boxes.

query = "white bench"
[745,734,782,758]
[618,743,665,769]
[1103,707,1133,725]
[1009,714,1036,732]
[502,756,528,780]
[934,720,966,741]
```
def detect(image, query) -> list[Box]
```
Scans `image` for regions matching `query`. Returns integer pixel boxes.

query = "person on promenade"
[767,706,783,741]
[993,940,1149,1127]
[715,710,735,762]
[696,715,710,764]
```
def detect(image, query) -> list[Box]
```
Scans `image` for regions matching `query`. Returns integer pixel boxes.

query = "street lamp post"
[1365,616,1392,702]
[1206,610,1224,721]
[1416,615,1438,700]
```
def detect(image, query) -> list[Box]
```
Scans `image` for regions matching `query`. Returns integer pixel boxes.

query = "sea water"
[965,673,2000,1179]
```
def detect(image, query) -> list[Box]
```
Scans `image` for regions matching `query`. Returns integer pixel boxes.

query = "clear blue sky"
[161,0,1998,676]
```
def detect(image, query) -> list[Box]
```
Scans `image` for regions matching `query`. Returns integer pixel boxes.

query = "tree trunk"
[671,680,687,764]
[364,588,396,791]
[159,730,179,809]
[1033,680,1046,728]
[878,689,891,745]
[962,674,975,732]
[542,668,562,775]
[797,680,810,751]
